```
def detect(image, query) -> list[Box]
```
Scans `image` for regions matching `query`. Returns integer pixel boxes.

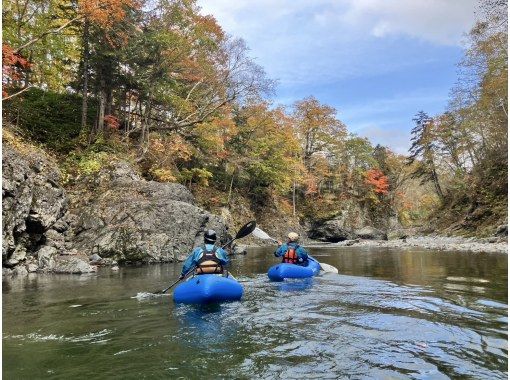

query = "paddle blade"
[252,227,273,240]
[320,262,339,274]
[235,220,257,239]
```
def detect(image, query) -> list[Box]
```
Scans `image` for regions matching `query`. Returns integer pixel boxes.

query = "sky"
[197,0,480,154]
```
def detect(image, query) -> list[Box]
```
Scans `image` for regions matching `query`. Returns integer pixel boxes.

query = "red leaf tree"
[365,169,389,195]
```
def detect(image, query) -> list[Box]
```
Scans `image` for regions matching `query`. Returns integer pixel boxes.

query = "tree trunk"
[81,19,89,131]
[98,81,106,133]
[292,180,296,216]
[431,167,444,201]
[227,171,235,206]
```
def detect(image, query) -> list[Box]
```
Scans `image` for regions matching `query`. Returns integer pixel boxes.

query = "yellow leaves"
[196,115,237,160]
[180,167,213,187]
[149,167,177,183]
[149,134,192,162]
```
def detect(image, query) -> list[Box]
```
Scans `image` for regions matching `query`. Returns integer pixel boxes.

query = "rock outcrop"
[68,161,229,263]
[308,216,356,242]
[2,139,95,274]
[3,135,227,275]
[308,214,389,242]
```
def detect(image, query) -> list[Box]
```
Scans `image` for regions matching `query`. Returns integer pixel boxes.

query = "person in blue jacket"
[179,229,229,279]
[274,232,309,266]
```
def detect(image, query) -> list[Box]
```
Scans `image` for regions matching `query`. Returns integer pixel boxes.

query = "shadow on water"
[274,277,314,292]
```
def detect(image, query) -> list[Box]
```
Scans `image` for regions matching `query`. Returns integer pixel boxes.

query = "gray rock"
[13,265,28,276]
[232,244,248,255]
[3,141,68,271]
[3,267,13,276]
[308,216,355,242]
[44,229,65,249]
[51,219,69,233]
[70,164,228,263]
[495,224,508,237]
[354,226,388,240]
[52,256,96,274]
[6,245,27,266]
[89,254,102,262]
[26,262,39,273]
[37,246,57,270]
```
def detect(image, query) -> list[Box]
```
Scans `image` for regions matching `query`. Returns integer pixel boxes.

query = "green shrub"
[3,88,97,153]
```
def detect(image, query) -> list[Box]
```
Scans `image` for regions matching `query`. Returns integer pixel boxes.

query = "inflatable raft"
[267,256,321,281]
[173,273,243,304]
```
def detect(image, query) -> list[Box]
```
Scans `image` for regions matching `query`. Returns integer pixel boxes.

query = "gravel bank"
[323,236,508,254]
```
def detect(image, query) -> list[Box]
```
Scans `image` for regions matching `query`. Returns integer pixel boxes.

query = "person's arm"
[180,249,198,277]
[297,246,309,261]
[274,244,285,257]
[216,247,229,265]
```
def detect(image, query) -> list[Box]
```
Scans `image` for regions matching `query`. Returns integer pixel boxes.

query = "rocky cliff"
[2,134,229,275]
[2,137,94,275]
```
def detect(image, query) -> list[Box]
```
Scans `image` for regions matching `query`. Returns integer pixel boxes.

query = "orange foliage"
[104,114,120,130]
[2,43,30,96]
[78,0,138,30]
[365,169,389,195]
[303,172,319,196]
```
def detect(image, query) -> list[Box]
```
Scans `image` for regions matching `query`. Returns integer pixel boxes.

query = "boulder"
[308,216,355,242]
[232,244,248,255]
[52,256,96,274]
[354,226,388,240]
[37,246,57,270]
[70,161,229,263]
[495,224,508,237]
[13,265,28,276]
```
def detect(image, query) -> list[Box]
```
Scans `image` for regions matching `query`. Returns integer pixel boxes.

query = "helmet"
[287,232,299,242]
[204,229,217,244]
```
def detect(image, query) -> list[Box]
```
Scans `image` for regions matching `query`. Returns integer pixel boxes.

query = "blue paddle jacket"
[181,244,229,276]
[274,242,309,264]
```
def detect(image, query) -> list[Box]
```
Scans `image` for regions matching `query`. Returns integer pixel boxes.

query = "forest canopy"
[2,0,507,235]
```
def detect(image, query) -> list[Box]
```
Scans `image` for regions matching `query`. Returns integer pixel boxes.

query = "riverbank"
[315,235,508,254]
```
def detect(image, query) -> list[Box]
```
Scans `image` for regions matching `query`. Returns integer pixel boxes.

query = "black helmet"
[204,229,217,244]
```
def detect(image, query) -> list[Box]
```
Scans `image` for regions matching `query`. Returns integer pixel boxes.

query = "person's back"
[274,232,309,266]
[180,230,229,279]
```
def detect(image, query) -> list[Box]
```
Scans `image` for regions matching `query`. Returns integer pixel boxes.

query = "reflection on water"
[3,247,508,379]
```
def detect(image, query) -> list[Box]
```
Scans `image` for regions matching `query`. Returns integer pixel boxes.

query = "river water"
[3,247,508,379]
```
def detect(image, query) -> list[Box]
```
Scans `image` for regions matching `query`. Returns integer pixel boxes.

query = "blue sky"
[197,0,478,154]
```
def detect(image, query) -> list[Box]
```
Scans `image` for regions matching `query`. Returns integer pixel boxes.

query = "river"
[3,246,508,379]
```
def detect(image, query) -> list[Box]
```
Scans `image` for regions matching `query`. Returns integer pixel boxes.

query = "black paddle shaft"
[221,220,257,249]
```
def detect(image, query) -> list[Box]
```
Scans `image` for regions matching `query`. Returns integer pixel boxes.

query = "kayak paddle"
[155,220,257,294]
[252,226,339,274]
[252,227,279,243]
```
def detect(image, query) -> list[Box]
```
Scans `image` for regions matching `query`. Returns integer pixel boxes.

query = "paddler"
[179,229,229,279]
[274,232,310,266]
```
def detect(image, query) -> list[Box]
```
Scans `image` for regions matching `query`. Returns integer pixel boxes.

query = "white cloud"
[339,0,478,45]
[197,0,477,86]
[199,0,477,46]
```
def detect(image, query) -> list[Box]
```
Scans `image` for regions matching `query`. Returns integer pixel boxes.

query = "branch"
[14,15,84,54]
[2,85,33,101]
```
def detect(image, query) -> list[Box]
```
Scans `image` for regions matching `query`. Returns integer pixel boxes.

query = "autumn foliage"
[365,169,390,195]
[78,0,138,29]
[2,43,30,97]
[1,0,506,234]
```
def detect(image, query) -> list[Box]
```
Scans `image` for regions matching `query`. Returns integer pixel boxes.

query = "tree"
[292,96,347,169]
[407,111,444,201]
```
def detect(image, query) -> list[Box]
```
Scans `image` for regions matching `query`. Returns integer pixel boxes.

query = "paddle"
[252,226,339,274]
[155,220,257,294]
